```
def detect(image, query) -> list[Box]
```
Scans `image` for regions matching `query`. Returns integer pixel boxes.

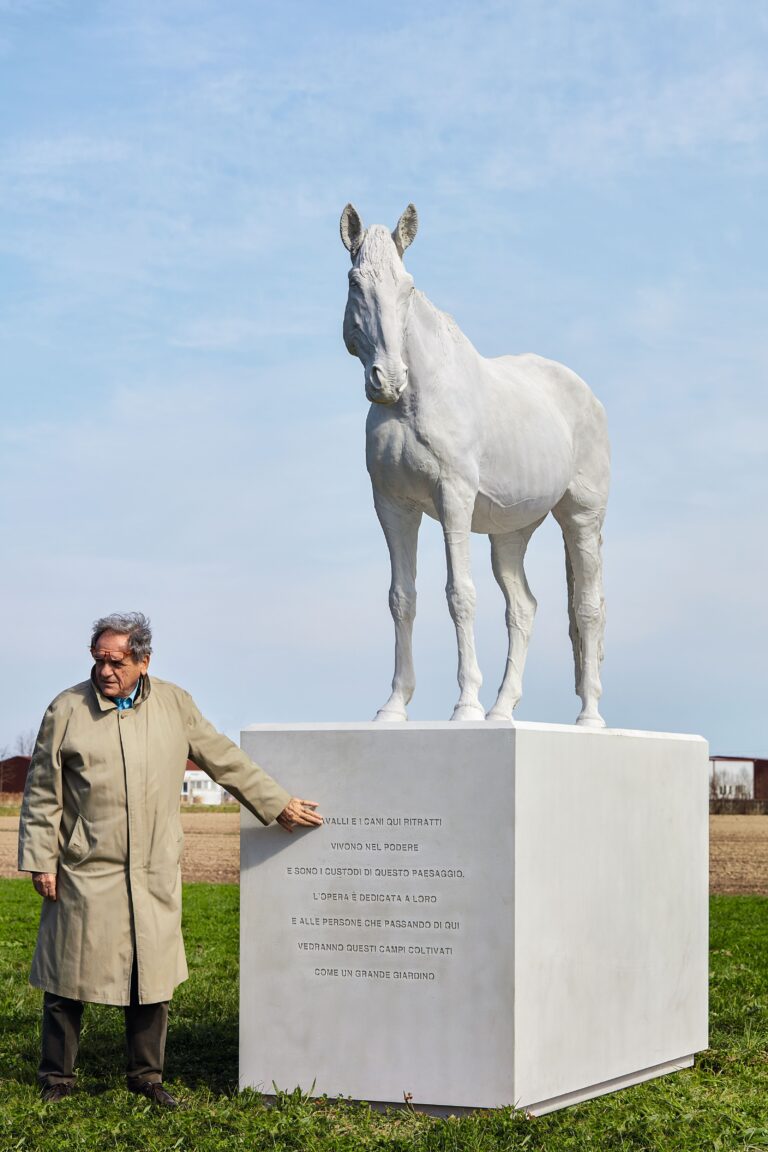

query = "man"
[18,612,322,1107]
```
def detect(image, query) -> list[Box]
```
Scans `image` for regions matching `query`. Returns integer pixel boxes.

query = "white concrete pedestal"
[239,723,708,1114]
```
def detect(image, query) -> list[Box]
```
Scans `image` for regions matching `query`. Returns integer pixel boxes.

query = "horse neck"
[402,290,478,400]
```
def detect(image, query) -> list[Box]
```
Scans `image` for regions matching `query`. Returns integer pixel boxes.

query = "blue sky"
[1,0,766,755]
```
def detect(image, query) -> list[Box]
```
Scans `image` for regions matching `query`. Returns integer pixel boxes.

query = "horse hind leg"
[486,525,539,721]
[554,495,606,728]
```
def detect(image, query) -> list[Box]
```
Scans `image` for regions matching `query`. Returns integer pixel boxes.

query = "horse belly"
[471,384,575,531]
[471,491,557,533]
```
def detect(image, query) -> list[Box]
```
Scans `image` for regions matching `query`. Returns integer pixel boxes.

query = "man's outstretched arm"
[183,691,324,828]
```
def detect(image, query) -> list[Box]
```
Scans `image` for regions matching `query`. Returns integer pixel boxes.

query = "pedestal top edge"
[241,720,706,743]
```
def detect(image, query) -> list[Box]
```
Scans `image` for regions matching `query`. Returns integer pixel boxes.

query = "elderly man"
[18,612,322,1107]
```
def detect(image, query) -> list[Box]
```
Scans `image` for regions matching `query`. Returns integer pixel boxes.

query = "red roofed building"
[0,755,31,793]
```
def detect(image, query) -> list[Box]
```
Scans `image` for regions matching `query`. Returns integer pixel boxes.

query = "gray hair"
[91,612,153,661]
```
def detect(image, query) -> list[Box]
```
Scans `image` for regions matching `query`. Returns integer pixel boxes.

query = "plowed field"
[2,814,768,892]
[708,815,768,895]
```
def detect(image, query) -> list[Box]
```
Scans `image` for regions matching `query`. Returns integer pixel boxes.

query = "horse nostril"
[370,365,384,391]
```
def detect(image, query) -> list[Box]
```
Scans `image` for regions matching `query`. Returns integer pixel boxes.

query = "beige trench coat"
[18,675,290,1006]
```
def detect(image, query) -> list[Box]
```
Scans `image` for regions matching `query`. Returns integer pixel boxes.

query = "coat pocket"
[63,814,91,865]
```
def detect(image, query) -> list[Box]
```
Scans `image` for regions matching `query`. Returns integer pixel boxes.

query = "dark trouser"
[38,965,169,1089]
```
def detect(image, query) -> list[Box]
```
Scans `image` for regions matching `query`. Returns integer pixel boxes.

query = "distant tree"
[710,762,754,800]
[15,729,36,756]
[733,767,753,799]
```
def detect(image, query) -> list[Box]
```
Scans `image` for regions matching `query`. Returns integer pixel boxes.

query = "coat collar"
[90,671,152,713]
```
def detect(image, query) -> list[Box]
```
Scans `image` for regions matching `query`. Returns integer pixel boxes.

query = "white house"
[181,768,228,805]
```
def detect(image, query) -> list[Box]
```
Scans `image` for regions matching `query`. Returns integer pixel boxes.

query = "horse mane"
[413,290,465,352]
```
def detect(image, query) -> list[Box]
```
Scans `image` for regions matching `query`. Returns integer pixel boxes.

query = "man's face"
[91,630,150,699]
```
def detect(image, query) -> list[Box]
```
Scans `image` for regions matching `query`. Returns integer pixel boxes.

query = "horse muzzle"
[366,363,408,405]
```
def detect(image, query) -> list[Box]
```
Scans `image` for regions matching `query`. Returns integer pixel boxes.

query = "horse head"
[340,203,418,405]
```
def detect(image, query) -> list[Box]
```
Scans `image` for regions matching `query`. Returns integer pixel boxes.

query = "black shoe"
[129,1081,179,1109]
[40,1083,73,1103]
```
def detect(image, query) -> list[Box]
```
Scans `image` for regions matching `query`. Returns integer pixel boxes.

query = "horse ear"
[340,203,365,258]
[392,203,418,257]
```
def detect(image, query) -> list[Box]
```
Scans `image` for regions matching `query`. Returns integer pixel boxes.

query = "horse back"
[490,352,604,421]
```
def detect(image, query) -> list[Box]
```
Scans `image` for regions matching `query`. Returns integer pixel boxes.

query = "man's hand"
[276,798,324,833]
[32,872,57,901]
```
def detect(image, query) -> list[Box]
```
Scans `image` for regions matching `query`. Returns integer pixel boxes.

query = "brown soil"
[2,814,768,894]
[709,815,768,895]
[178,812,240,883]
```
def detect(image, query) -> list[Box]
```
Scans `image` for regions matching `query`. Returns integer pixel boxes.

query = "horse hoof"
[373,708,408,722]
[485,708,512,723]
[450,704,486,722]
[576,712,606,729]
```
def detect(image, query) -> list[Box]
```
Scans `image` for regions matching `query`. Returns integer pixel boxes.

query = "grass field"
[1,882,767,1151]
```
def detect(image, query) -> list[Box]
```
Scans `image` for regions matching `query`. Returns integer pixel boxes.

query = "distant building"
[709,756,768,800]
[181,762,228,805]
[0,755,31,793]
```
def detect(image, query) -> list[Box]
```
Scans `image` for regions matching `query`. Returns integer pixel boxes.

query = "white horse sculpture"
[340,203,610,726]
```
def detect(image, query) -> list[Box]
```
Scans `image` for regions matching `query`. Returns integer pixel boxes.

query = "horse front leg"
[438,488,484,722]
[373,491,422,721]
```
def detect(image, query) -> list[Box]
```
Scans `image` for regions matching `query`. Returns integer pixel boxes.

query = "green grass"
[1,884,766,1151]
